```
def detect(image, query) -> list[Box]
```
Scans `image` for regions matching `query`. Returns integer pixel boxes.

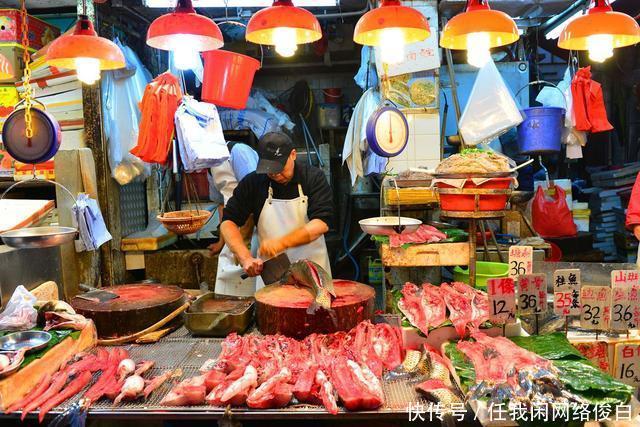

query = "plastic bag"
[458,59,524,146]
[531,185,577,238]
[571,66,613,133]
[0,285,37,332]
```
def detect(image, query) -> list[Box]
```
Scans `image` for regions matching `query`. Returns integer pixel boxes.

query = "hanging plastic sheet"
[571,66,613,134]
[354,46,378,91]
[72,193,112,252]
[102,38,152,185]
[458,59,524,146]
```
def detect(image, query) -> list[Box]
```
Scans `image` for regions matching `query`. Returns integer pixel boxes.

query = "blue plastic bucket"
[517,106,565,154]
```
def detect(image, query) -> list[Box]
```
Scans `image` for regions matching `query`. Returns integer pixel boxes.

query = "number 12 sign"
[487,278,516,324]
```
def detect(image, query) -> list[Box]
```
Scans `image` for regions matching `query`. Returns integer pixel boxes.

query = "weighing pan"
[0,226,77,248]
[2,100,61,164]
[0,330,51,353]
[359,216,422,236]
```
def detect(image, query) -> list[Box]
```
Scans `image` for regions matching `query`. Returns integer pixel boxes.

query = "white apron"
[214,230,259,297]
[256,184,331,289]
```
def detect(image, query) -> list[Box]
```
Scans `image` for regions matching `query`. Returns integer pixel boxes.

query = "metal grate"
[119,181,147,237]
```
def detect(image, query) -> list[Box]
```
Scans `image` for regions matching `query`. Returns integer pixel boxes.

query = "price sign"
[615,343,640,387]
[516,274,547,315]
[580,286,611,331]
[553,269,581,316]
[508,246,533,279]
[610,271,640,331]
[611,270,639,287]
[487,278,516,324]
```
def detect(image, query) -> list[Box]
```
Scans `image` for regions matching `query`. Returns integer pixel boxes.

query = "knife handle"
[240,273,249,280]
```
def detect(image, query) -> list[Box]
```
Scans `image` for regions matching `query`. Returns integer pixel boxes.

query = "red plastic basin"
[438,178,512,211]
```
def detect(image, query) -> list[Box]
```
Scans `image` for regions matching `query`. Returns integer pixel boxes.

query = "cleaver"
[241,252,291,285]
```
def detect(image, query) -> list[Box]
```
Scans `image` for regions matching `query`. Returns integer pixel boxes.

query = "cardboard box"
[0,45,24,83]
[0,10,59,51]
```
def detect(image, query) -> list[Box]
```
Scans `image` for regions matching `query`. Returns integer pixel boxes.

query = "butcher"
[626,173,640,268]
[208,142,259,296]
[220,132,333,290]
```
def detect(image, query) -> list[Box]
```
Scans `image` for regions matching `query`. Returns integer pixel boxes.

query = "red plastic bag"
[531,185,577,238]
[571,66,613,133]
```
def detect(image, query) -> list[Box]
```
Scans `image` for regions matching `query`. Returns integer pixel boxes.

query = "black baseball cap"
[256,132,294,174]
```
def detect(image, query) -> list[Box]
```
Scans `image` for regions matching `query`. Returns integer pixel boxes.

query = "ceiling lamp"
[147,0,223,69]
[46,15,125,85]
[558,0,640,63]
[353,0,430,65]
[440,0,519,68]
[246,0,322,58]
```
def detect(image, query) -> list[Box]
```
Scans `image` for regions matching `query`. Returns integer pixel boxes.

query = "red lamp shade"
[440,0,519,50]
[353,0,430,46]
[0,53,13,80]
[246,0,322,46]
[558,0,640,51]
[147,0,223,52]
[46,16,125,71]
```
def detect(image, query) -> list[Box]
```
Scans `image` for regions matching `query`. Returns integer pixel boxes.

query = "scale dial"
[366,105,409,157]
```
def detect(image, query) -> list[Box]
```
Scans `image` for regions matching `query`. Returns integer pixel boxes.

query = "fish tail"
[315,289,332,310]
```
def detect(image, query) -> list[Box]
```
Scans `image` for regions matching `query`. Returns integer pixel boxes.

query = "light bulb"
[466,32,491,68]
[273,27,298,57]
[587,34,614,63]
[379,28,405,64]
[173,47,200,70]
[75,57,100,84]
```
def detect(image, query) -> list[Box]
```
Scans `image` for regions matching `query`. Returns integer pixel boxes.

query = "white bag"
[0,286,37,332]
[458,59,524,146]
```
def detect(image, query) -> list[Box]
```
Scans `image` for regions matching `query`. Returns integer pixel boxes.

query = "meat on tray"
[389,225,447,248]
[162,320,404,414]
[397,281,490,338]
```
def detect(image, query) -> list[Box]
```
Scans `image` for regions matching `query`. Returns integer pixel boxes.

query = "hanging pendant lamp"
[353,0,430,65]
[147,0,223,69]
[440,0,519,68]
[46,15,125,85]
[558,0,640,63]
[246,0,322,58]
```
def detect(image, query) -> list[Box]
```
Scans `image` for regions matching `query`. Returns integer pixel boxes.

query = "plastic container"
[517,106,565,154]
[318,103,341,128]
[534,179,572,211]
[202,50,260,110]
[323,87,342,104]
[437,178,513,211]
[453,261,509,290]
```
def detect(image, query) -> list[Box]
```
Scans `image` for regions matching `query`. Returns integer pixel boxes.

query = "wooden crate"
[380,242,469,267]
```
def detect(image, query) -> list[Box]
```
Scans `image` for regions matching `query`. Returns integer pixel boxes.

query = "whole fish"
[43,311,90,331]
[279,260,336,312]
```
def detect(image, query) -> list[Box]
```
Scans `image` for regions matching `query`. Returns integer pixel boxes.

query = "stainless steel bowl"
[0,330,52,353]
[0,226,77,249]
[359,216,422,236]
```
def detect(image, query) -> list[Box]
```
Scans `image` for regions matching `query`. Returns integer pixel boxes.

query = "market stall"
[0,0,640,425]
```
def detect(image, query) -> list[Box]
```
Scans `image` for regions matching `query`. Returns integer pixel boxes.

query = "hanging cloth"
[130,72,183,164]
[570,66,613,133]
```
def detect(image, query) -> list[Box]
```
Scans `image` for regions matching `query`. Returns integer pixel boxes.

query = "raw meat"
[219,365,258,406]
[389,225,447,248]
[143,370,175,400]
[246,367,292,409]
[5,372,52,414]
[457,340,508,383]
[452,282,490,330]
[441,283,475,338]
[160,375,207,406]
[114,375,145,406]
[330,357,383,411]
[21,371,69,421]
[471,333,553,371]
[421,284,447,328]
[398,283,430,335]
[292,366,318,402]
[134,360,155,376]
[314,370,339,415]
[38,370,92,423]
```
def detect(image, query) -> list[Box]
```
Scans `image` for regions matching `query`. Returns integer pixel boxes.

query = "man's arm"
[259,218,329,258]
[220,220,263,276]
[208,204,225,255]
[627,174,640,240]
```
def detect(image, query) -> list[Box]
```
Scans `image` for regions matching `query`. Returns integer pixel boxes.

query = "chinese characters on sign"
[615,343,640,387]
[553,269,581,316]
[610,270,640,331]
[580,286,611,331]
[516,274,547,316]
[487,278,516,324]
[508,246,533,279]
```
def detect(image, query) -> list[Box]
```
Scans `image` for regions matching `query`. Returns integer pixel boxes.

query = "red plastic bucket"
[438,178,512,211]
[323,88,342,104]
[202,50,260,110]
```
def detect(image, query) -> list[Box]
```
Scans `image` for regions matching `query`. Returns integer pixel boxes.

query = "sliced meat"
[5,372,52,413]
[143,371,174,400]
[203,369,227,393]
[441,283,474,338]
[457,340,507,383]
[219,365,258,406]
[330,357,383,411]
[292,366,318,402]
[421,284,447,328]
[369,322,403,371]
[397,283,430,335]
[38,371,92,423]
[389,225,447,248]
[246,367,292,409]
[21,371,69,421]
[314,370,339,415]
[160,375,207,406]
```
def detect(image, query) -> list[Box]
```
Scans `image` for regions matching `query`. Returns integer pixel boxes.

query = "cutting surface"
[0,199,54,233]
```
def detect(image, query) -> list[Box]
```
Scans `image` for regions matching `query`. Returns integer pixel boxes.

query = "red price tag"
[487,278,516,324]
[508,246,533,279]
[580,286,611,331]
[615,343,640,387]
[553,269,580,316]
[517,274,547,315]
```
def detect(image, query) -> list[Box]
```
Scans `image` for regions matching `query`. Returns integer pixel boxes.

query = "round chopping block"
[255,280,375,338]
[71,284,187,338]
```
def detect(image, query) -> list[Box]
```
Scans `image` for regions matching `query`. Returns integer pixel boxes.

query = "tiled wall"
[387,112,441,172]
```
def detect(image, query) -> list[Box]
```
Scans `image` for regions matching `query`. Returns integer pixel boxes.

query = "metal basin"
[0,226,77,249]
[359,216,422,236]
[184,293,254,337]
[0,330,52,353]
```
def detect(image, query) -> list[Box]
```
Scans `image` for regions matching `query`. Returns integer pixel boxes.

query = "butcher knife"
[75,283,119,303]
[241,252,291,285]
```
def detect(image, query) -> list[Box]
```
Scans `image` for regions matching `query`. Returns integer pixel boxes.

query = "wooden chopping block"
[71,284,187,338]
[0,322,97,410]
[255,280,375,339]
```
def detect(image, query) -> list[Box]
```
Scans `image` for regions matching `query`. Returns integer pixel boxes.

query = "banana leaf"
[21,329,81,368]
[509,333,586,360]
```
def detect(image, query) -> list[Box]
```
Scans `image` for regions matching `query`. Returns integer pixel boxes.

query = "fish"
[144,370,178,400]
[43,311,90,331]
[279,260,336,313]
[38,371,92,423]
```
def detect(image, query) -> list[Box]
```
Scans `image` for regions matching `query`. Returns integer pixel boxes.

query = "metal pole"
[441,17,466,150]
[469,219,477,287]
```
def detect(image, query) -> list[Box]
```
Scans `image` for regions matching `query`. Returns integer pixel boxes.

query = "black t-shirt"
[222,162,333,228]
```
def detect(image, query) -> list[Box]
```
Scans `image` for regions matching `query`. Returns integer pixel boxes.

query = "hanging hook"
[538,155,551,188]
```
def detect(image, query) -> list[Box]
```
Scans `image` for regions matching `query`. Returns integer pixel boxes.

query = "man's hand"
[634,225,640,241]
[241,257,264,277]
[208,240,224,256]
[259,239,287,258]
